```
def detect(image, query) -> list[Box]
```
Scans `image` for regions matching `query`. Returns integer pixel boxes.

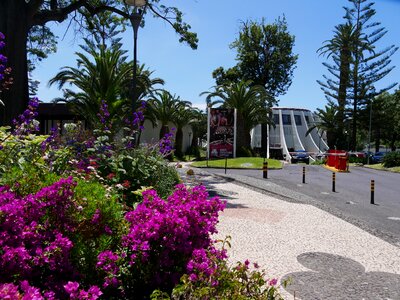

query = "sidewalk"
[177,164,400,300]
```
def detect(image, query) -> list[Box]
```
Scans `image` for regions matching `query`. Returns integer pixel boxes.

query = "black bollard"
[302,166,306,184]
[332,172,336,192]
[371,180,375,204]
[263,161,268,179]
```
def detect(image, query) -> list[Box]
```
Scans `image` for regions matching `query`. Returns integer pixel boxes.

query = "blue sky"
[33,0,400,112]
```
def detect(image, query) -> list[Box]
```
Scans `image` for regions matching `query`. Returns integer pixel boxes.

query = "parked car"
[370,151,387,164]
[291,150,310,164]
[348,151,366,159]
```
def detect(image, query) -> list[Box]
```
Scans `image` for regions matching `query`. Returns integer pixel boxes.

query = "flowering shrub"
[0,178,77,296]
[64,282,103,300]
[154,238,286,300]
[0,176,126,298]
[0,84,285,299]
[0,97,47,184]
[122,100,146,149]
[159,128,176,157]
[107,145,180,205]
[0,281,51,299]
[0,281,103,300]
[97,184,225,298]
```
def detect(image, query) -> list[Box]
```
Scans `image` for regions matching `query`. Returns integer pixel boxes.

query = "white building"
[251,107,328,161]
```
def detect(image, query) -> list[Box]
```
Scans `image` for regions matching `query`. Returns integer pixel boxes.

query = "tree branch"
[32,0,88,26]
[32,1,131,27]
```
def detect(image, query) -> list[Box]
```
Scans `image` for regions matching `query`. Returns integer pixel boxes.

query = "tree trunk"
[336,49,351,149]
[351,55,360,151]
[235,113,248,151]
[390,133,396,151]
[261,123,268,156]
[374,127,381,153]
[0,0,30,126]
[327,130,337,150]
[175,127,183,157]
[159,124,169,140]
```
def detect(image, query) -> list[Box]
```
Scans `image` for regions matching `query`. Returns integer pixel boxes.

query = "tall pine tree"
[317,0,397,150]
[345,0,398,150]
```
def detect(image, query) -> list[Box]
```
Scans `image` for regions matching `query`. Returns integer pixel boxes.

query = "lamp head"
[125,0,147,7]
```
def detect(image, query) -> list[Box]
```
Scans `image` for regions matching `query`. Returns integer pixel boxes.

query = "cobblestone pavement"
[176,164,400,300]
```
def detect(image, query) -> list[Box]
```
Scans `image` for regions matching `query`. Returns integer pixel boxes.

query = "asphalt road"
[200,164,400,247]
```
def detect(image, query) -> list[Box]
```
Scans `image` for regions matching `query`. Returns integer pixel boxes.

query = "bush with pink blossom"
[96,184,225,298]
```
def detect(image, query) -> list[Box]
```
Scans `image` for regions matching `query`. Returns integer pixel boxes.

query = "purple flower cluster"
[186,247,227,284]
[41,126,59,151]
[97,184,225,294]
[0,32,13,91]
[124,102,146,149]
[0,281,50,299]
[159,128,176,156]
[64,281,102,300]
[97,100,111,130]
[96,250,121,288]
[0,177,78,296]
[12,97,40,136]
[0,281,102,300]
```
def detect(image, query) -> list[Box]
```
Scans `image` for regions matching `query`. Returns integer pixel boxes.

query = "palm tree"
[146,90,189,139]
[306,103,338,149]
[172,104,198,157]
[120,63,165,113]
[202,80,271,150]
[318,23,357,139]
[49,39,130,128]
[49,39,164,130]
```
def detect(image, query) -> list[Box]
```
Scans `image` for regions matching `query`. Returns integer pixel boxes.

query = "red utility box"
[326,150,348,171]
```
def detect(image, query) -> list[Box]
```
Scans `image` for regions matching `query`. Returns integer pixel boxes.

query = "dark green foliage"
[0,166,61,196]
[50,38,132,127]
[113,146,180,204]
[185,146,201,160]
[348,155,365,164]
[213,17,298,100]
[237,146,254,157]
[71,178,126,285]
[0,0,198,126]
[147,91,190,139]
[307,103,338,149]
[211,17,297,152]
[382,151,400,168]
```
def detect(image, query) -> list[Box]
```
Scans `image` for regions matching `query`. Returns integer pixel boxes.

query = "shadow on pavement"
[282,252,400,300]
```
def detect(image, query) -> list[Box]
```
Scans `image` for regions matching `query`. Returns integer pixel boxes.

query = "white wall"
[140,120,192,153]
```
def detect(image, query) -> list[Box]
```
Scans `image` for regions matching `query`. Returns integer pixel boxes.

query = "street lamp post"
[345,116,352,151]
[367,99,373,165]
[125,0,147,115]
[367,87,375,165]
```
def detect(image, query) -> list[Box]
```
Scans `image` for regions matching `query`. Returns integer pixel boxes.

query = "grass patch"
[191,157,282,169]
[364,164,400,173]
